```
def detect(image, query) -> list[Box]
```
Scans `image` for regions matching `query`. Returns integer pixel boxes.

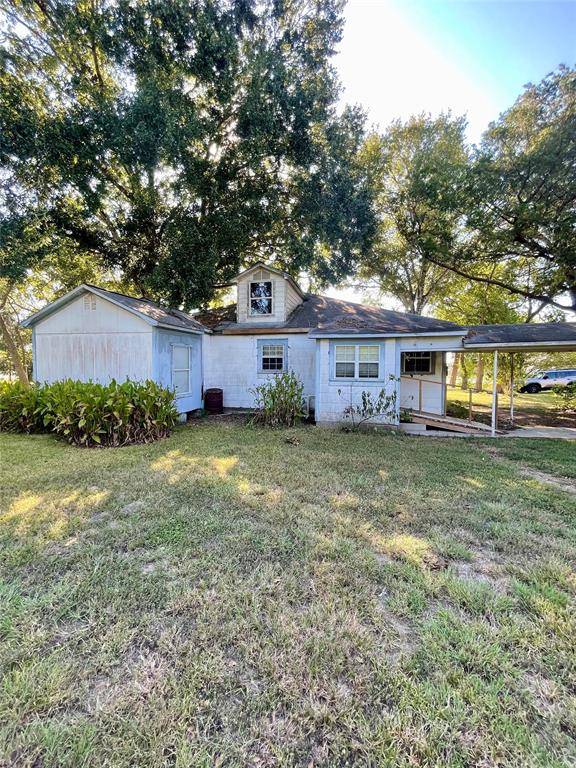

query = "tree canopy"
[356,67,576,317]
[357,114,468,314]
[434,66,576,313]
[0,0,376,309]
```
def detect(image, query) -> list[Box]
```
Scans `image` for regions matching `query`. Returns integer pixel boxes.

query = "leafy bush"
[249,371,305,427]
[0,381,44,433]
[553,382,576,412]
[341,381,398,431]
[399,408,413,423]
[0,380,178,447]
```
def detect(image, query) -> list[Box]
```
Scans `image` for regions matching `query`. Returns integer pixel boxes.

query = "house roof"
[21,284,206,334]
[197,294,466,336]
[463,322,576,350]
[193,303,237,330]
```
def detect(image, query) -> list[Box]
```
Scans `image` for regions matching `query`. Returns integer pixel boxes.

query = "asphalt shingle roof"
[86,285,206,333]
[463,322,576,346]
[197,294,465,336]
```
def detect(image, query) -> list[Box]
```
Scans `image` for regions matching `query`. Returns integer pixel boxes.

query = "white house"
[22,263,576,432]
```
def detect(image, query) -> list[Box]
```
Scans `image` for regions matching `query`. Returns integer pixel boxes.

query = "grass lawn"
[446,386,558,412]
[446,387,575,429]
[1,423,575,767]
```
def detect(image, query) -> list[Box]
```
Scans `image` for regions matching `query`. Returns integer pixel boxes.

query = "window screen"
[358,345,379,378]
[335,345,356,378]
[334,344,380,379]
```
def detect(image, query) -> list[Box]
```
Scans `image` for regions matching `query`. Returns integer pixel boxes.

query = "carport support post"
[510,353,515,426]
[491,350,498,437]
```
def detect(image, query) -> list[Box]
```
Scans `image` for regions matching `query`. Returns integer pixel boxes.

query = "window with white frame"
[250,281,273,315]
[334,344,380,379]
[172,345,191,394]
[259,340,286,372]
[401,351,435,375]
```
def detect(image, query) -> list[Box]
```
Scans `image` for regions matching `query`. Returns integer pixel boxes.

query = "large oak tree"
[0,0,376,310]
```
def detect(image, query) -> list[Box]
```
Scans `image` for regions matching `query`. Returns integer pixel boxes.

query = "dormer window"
[250,281,273,315]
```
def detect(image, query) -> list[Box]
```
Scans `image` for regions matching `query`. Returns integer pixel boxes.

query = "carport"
[462,323,576,436]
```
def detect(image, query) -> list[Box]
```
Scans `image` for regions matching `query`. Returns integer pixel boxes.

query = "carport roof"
[463,322,576,351]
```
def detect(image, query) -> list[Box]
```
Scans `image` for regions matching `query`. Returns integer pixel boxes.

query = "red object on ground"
[204,388,223,414]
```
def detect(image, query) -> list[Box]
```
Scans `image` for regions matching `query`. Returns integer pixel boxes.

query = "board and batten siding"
[204,333,316,408]
[33,294,153,384]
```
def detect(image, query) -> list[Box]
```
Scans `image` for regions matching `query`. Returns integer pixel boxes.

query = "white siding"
[33,294,153,384]
[236,268,303,324]
[204,333,315,408]
[285,280,302,318]
[315,338,400,425]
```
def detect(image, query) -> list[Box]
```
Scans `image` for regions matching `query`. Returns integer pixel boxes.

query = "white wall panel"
[315,338,400,424]
[204,333,316,408]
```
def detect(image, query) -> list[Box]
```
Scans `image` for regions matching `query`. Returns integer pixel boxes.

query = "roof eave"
[309,329,466,339]
[463,340,576,351]
[156,322,209,335]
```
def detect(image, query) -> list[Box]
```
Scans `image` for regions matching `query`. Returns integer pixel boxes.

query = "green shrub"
[0,380,178,447]
[249,371,305,427]
[446,399,491,426]
[0,381,44,433]
[553,382,576,412]
[341,380,398,431]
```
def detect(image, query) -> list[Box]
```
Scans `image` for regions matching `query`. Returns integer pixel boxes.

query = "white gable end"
[235,265,303,324]
[35,292,151,335]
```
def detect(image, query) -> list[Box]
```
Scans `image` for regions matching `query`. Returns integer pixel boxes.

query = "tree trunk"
[449,353,460,387]
[474,355,484,392]
[0,311,29,385]
[460,357,469,390]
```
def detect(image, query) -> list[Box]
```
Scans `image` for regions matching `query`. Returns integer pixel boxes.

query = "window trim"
[249,280,273,316]
[401,351,436,376]
[171,344,192,395]
[257,338,288,374]
[331,342,383,382]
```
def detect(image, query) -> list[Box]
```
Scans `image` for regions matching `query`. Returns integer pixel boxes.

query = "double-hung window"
[172,345,191,394]
[250,281,273,315]
[401,351,435,375]
[334,344,380,380]
[258,339,287,373]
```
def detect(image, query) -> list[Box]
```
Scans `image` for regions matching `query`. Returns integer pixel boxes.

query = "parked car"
[520,369,576,393]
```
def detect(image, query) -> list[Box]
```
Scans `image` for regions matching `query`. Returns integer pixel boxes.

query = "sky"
[326,0,575,306]
[336,0,575,143]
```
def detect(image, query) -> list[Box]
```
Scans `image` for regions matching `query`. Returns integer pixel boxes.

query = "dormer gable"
[234,263,304,324]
